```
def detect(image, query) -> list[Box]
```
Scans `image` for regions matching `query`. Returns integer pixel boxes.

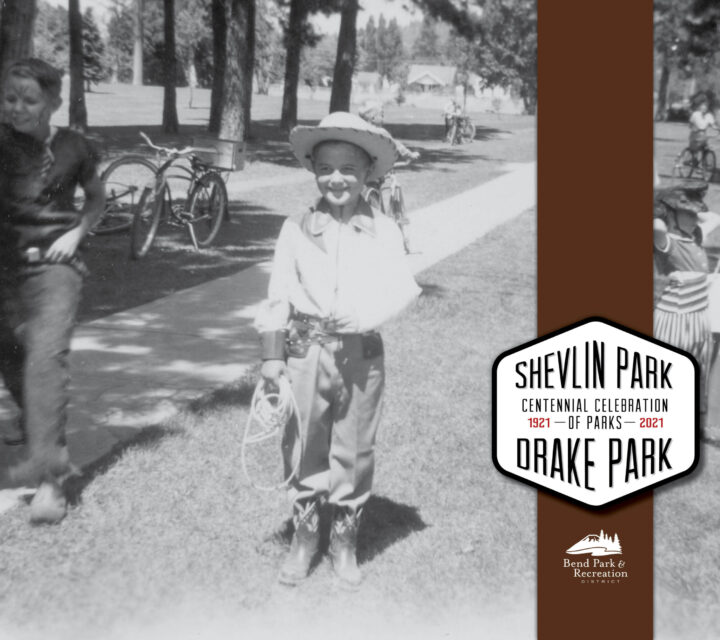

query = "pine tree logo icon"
[566,530,623,556]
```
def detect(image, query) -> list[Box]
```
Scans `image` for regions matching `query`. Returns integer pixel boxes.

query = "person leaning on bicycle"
[689,96,719,152]
[357,102,419,198]
[357,101,420,163]
[443,99,465,143]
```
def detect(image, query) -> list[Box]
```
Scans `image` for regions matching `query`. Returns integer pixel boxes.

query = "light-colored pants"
[283,335,385,513]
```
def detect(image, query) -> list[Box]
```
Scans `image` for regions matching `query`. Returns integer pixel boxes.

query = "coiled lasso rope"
[241,376,302,491]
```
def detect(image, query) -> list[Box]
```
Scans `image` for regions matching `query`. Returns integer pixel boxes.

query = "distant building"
[406,64,457,92]
[354,71,382,93]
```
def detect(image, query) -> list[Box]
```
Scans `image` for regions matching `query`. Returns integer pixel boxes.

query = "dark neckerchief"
[300,197,376,253]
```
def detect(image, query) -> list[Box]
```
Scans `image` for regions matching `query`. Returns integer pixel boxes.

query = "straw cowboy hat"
[289,111,398,182]
[655,184,708,218]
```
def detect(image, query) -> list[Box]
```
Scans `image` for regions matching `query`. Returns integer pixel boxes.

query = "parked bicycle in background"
[357,101,419,253]
[91,154,157,235]
[128,132,242,258]
[446,113,476,145]
[673,129,717,183]
[363,160,413,254]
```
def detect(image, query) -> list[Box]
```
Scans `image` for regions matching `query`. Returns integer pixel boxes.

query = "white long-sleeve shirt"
[255,198,421,335]
[689,110,716,133]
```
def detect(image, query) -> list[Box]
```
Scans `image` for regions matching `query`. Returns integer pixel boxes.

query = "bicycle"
[673,131,717,182]
[363,160,412,254]
[130,132,242,259]
[90,155,158,235]
[446,114,476,145]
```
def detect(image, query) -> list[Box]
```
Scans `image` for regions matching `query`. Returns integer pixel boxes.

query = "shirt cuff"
[260,330,287,360]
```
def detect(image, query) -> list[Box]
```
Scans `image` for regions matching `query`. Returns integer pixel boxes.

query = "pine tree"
[34,2,69,70]
[362,15,377,71]
[377,17,403,82]
[82,8,106,91]
[412,14,439,61]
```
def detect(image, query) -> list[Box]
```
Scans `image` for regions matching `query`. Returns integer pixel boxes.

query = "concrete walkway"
[0,162,536,513]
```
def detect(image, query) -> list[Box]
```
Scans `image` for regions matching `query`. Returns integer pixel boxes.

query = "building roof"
[407,64,457,87]
[354,71,381,85]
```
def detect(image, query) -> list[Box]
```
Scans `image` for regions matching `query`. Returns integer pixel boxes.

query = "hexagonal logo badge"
[492,317,700,508]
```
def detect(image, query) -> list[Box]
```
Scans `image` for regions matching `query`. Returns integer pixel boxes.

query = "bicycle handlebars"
[139,132,215,158]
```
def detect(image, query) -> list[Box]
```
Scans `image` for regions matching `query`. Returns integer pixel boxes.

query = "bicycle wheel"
[702,149,716,182]
[97,155,157,235]
[677,148,696,179]
[461,122,476,144]
[130,182,164,259]
[187,172,228,247]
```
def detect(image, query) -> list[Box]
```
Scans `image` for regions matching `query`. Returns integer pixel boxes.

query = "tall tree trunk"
[132,0,144,86]
[656,55,670,121]
[219,0,252,141]
[162,0,179,133]
[242,0,255,140]
[68,0,87,130]
[329,0,358,113]
[208,0,226,134]
[0,0,37,79]
[280,0,305,131]
[186,58,196,108]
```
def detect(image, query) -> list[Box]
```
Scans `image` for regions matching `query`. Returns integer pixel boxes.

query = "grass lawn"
[66,84,534,322]
[0,209,537,640]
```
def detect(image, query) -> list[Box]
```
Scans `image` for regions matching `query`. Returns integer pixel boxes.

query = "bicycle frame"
[152,157,195,209]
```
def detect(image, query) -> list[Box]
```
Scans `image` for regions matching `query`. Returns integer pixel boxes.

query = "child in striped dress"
[653,186,711,419]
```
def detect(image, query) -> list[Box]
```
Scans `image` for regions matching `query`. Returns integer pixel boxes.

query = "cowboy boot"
[329,507,362,589]
[278,499,320,586]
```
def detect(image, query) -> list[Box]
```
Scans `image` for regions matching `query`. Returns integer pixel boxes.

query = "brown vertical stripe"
[537,1,653,638]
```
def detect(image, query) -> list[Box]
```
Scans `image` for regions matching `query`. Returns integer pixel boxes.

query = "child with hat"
[254,111,420,588]
[654,184,712,421]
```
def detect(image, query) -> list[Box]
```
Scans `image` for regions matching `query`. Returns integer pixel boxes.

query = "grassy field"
[0,209,538,640]
[73,84,535,322]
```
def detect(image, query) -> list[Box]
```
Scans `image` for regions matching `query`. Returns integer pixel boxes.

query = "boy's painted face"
[312,141,372,210]
[3,75,60,139]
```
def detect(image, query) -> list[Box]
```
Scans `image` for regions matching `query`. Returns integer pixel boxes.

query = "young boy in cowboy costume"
[255,111,420,588]
[653,184,712,425]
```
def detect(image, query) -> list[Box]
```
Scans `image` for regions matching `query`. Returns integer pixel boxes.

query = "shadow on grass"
[358,494,427,563]
[64,425,176,506]
[87,121,500,175]
[261,494,426,568]
[80,208,284,322]
[186,369,260,415]
[386,122,506,143]
[419,283,447,298]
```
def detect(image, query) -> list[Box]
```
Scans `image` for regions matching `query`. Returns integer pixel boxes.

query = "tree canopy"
[82,8,107,88]
[410,0,537,113]
[411,14,439,60]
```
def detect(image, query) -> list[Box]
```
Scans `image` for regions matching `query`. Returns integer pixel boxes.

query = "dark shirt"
[0,124,99,262]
